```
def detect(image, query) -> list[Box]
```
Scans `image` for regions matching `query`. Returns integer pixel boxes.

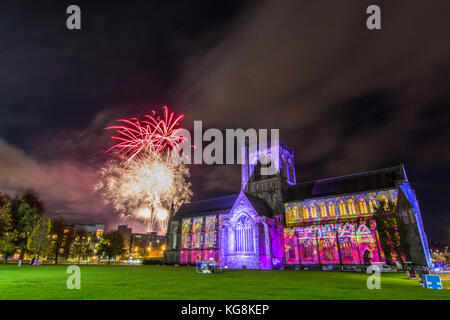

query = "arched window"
[338,200,347,216]
[302,239,314,260]
[192,218,203,249]
[205,217,216,248]
[234,215,254,253]
[181,219,191,249]
[322,239,334,261]
[347,199,356,216]
[301,206,309,220]
[286,238,296,261]
[341,238,353,259]
[319,203,327,218]
[328,203,336,217]
[358,199,368,214]
[292,205,300,220]
[310,205,318,219]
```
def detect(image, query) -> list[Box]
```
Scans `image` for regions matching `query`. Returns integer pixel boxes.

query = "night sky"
[1,1,449,242]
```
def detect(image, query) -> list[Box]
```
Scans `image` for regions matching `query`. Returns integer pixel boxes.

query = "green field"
[0,264,449,300]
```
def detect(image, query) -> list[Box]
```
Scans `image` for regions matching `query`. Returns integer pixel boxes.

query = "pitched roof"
[286,165,406,201]
[244,193,273,217]
[174,194,238,219]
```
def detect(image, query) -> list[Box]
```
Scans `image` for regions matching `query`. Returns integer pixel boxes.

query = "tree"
[0,231,18,263]
[21,189,45,216]
[0,202,12,238]
[70,229,93,263]
[97,231,126,264]
[27,217,51,261]
[374,200,411,267]
[10,191,43,263]
[47,216,68,264]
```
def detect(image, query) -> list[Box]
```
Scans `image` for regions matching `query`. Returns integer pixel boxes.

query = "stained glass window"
[338,200,347,216]
[235,215,254,253]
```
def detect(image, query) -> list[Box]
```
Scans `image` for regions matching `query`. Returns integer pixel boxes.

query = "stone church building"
[164,141,431,269]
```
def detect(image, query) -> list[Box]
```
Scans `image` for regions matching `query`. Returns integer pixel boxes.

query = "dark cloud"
[0,138,107,218]
[174,0,450,241]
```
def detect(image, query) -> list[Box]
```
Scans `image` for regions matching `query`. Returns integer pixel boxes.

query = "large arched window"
[205,217,216,248]
[234,215,254,253]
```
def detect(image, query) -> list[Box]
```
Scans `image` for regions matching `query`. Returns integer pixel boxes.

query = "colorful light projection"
[180,215,222,264]
[284,220,385,265]
[181,218,191,249]
[192,217,203,249]
[204,216,217,248]
[284,190,398,226]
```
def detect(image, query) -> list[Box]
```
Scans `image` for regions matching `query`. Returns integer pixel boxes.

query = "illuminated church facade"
[164,141,431,269]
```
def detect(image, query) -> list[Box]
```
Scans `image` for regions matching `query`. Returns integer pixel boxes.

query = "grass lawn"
[0,264,449,300]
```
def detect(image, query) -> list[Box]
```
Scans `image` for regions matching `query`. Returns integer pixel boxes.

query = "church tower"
[241,139,296,213]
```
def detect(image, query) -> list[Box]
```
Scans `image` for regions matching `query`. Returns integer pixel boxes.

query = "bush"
[142,258,163,265]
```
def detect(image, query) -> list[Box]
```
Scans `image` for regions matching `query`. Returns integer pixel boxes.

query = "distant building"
[71,223,105,238]
[47,223,105,260]
[129,231,167,258]
[114,225,167,258]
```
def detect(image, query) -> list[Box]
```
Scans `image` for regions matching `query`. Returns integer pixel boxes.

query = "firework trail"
[96,106,192,234]
[106,106,185,162]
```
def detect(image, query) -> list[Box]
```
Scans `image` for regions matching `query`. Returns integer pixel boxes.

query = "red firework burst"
[106,106,185,161]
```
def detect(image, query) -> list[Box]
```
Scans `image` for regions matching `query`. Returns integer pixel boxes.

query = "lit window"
[310,205,317,218]
[347,199,356,216]
[338,201,347,216]
[235,215,254,253]
[328,203,336,217]
[358,199,368,214]
[320,203,327,217]
[292,205,300,220]
[301,207,309,220]
[342,238,352,259]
